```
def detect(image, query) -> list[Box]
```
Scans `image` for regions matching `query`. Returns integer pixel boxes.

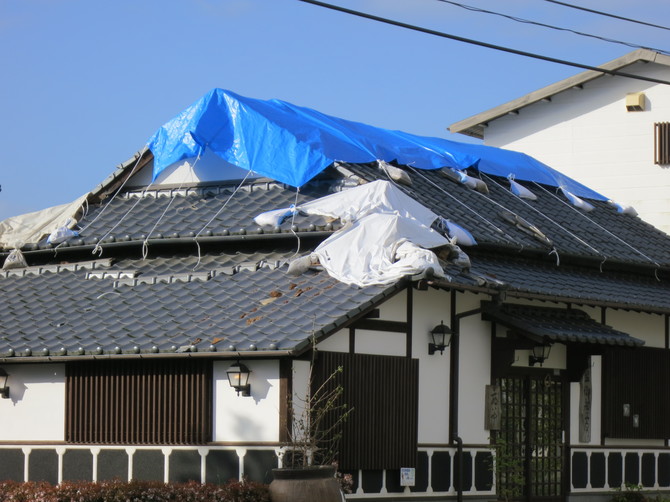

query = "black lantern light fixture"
[226,361,251,396]
[529,344,552,367]
[429,321,453,355]
[0,368,9,399]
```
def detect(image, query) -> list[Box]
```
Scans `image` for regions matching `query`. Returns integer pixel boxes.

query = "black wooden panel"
[474,451,493,491]
[603,348,670,439]
[431,451,451,492]
[659,453,670,487]
[572,452,588,489]
[0,449,24,482]
[361,469,383,493]
[411,451,429,493]
[625,452,640,485]
[205,450,239,484]
[608,453,623,488]
[314,351,418,470]
[169,450,201,483]
[243,450,277,484]
[385,469,403,493]
[28,449,58,484]
[97,449,128,481]
[63,450,93,481]
[453,451,472,492]
[132,449,164,481]
[642,453,656,487]
[590,452,606,489]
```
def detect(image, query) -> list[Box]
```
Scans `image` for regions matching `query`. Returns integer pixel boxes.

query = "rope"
[289,187,302,259]
[481,173,604,259]
[192,170,254,270]
[81,153,144,233]
[532,182,661,268]
[407,166,522,247]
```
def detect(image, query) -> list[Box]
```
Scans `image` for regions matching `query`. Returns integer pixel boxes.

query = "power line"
[435,0,670,55]
[297,0,670,86]
[544,0,670,32]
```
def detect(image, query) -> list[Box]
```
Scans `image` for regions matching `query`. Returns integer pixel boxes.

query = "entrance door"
[496,373,564,502]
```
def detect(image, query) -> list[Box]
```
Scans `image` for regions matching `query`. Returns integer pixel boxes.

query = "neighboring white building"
[449,49,670,234]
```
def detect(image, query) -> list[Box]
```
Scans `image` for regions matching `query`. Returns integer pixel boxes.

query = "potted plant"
[269,342,353,502]
[489,435,524,502]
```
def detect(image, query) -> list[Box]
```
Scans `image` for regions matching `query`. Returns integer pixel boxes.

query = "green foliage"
[0,479,270,502]
[490,436,525,502]
[612,483,646,502]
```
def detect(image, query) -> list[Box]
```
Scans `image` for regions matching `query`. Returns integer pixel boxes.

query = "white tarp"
[295,180,450,287]
[0,194,88,249]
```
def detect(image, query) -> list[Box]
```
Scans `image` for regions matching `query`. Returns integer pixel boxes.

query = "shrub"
[0,479,270,502]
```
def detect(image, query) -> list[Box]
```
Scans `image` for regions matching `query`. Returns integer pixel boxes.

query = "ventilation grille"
[654,122,670,165]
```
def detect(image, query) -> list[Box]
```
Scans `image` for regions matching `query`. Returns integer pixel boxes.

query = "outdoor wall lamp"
[529,344,552,367]
[226,361,251,396]
[0,367,10,399]
[429,321,453,355]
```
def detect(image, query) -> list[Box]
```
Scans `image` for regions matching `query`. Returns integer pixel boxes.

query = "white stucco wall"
[411,287,452,445]
[484,61,670,234]
[212,359,280,442]
[0,364,65,441]
[604,309,665,347]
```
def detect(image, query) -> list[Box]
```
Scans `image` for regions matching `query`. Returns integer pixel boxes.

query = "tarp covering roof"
[147,88,606,200]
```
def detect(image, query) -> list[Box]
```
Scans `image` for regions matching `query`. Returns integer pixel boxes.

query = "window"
[313,351,418,470]
[654,122,670,165]
[66,359,212,444]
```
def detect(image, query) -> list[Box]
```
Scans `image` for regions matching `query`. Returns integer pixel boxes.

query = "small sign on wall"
[400,467,415,487]
[485,384,501,431]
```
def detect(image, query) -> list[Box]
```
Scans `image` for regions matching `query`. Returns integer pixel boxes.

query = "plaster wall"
[213,360,280,442]
[0,364,65,441]
[411,287,452,445]
[484,62,670,233]
[129,150,258,187]
[604,309,665,347]
[457,292,491,445]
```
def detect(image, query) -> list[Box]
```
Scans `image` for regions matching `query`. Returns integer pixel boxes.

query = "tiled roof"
[2,155,670,360]
[481,302,644,347]
[0,254,401,361]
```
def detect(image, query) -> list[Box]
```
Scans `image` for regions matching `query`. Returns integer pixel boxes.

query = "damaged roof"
[2,93,670,361]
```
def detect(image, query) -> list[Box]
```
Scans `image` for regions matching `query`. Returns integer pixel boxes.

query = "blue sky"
[1,0,669,220]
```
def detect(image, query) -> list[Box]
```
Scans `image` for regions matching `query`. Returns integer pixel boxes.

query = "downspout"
[449,290,484,502]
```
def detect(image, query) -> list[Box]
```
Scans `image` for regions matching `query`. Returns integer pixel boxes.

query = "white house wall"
[484,61,670,234]
[456,292,491,445]
[212,360,280,443]
[0,364,65,441]
[604,309,665,347]
[412,287,452,445]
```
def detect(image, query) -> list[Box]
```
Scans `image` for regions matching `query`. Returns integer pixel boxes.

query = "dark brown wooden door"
[496,373,564,502]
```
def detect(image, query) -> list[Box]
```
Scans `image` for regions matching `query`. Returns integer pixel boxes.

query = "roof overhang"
[481,301,645,347]
[449,49,670,139]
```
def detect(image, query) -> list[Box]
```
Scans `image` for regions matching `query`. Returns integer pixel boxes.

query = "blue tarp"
[147,89,606,200]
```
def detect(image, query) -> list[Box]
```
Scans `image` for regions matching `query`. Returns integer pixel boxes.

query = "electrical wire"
[297,0,670,86]
[544,0,670,32]
[435,0,670,55]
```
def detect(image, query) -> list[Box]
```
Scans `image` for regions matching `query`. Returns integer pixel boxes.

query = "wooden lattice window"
[66,359,212,444]
[655,122,670,165]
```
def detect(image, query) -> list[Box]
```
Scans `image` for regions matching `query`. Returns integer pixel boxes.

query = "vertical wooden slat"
[65,359,212,445]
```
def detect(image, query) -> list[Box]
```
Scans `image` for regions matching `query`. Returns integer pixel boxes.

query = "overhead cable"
[297,0,670,86]
[436,0,670,55]
[544,0,670,32]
